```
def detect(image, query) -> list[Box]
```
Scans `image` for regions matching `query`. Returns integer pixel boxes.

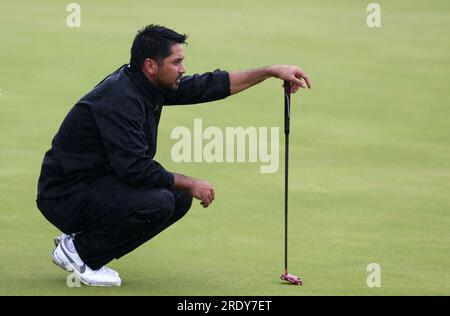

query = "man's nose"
[179,63,186,74]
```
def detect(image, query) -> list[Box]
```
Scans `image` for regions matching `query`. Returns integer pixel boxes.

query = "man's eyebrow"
[173,57,184,62]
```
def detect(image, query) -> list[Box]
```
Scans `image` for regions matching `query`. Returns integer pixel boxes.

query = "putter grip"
[284,81,291,135]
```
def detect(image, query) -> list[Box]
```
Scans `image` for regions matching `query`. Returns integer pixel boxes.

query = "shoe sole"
[78,276,121,287]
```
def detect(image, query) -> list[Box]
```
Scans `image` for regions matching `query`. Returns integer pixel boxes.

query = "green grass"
[0,0,449,295]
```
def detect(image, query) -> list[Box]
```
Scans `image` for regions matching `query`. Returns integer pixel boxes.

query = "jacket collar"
[125,64,164,106]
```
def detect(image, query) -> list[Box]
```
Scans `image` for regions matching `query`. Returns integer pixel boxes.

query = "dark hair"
[130,24,188,69]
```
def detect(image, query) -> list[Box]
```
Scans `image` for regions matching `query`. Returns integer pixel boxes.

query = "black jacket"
[37,64,230,199]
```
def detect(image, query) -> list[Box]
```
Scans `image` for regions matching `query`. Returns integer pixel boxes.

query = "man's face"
[155,43,186,90]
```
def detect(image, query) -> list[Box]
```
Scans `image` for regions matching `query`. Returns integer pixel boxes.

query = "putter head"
[280,272,303,285]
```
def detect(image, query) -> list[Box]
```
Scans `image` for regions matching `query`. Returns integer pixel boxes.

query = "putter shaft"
[284,81,290,273]
[280,81,303,286]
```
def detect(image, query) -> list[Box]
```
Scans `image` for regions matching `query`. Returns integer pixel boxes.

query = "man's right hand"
[172,173,215,208]
[189,179,215,208]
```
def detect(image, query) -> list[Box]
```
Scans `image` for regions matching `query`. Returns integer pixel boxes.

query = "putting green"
[0,0,449,295]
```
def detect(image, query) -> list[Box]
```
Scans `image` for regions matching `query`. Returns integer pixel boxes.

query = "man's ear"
[143,58,158,75]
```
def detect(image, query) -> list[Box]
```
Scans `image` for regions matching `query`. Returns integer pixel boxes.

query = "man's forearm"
[172,173,196,191]
[229,66,275,95]
[229,65,311,95]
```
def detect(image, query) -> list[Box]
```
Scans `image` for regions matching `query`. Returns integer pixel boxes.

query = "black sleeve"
[93,95,174,189]
[163,69,231,105]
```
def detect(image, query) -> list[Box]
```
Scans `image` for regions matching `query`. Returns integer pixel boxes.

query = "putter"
[280,81,303,286]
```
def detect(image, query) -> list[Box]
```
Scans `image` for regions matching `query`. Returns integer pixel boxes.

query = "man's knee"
[176,190,193,210]
[171,190,193,221]
[155,188,176,219]
[135,188,176,222]
[132,189,191,225]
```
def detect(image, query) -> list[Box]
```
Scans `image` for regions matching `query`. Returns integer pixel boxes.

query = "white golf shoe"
[53,233,119,277]
[52,235,121,287]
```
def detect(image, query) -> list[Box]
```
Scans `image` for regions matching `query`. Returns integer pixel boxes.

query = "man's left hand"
[268,65,312,93]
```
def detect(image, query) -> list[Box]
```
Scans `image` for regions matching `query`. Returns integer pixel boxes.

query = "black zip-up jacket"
[37,64,230,199]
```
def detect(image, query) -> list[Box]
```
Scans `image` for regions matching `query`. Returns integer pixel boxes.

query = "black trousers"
[36,174,193,270]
